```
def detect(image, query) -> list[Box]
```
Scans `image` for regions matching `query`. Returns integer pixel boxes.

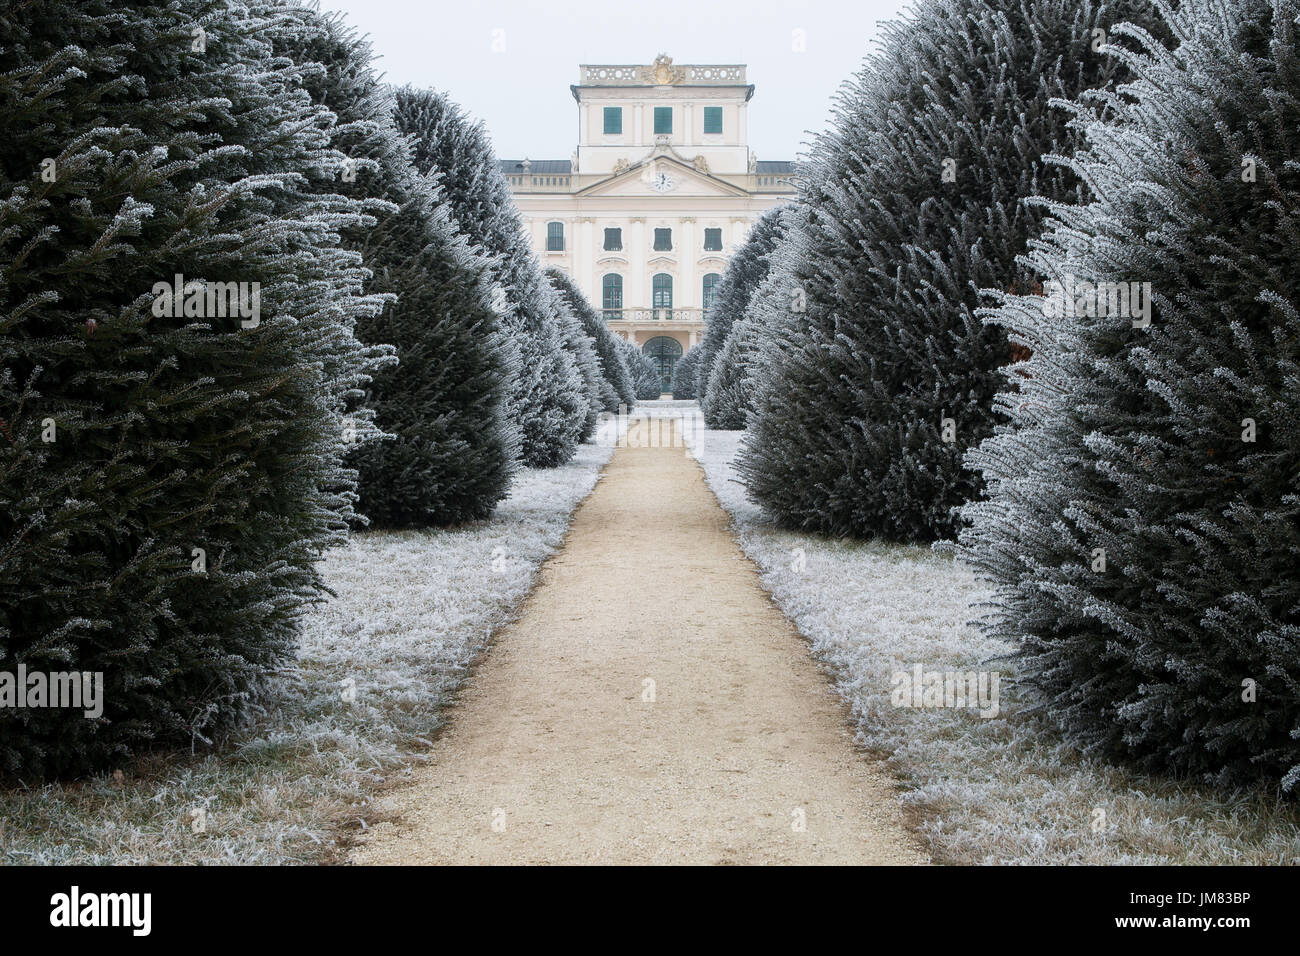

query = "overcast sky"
[317,0,911,162]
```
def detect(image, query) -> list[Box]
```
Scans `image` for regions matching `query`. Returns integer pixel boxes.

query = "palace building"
[501,55,797,389]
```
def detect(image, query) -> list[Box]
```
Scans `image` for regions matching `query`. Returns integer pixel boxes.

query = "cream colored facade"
[501,55,796,388]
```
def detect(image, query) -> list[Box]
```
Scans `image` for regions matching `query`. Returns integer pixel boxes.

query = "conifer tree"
[695,207,786,407]
[669,346,703,400]
[272,4,517,525]
[393,89,588,467]
[704,264,807,429]
[701,323,755,426]
[619,339,663,401]
[739,0,1165,542]
[959,0,1300,789]
[544,267,634,411]
[543,267,616,437]
[0,0,388,776]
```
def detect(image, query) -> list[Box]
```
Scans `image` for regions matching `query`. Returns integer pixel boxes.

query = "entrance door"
[642,336,682,394]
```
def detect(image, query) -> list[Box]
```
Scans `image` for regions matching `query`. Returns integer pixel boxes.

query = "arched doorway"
[642,336,682,394]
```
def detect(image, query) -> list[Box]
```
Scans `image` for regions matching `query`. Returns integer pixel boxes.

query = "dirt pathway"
[350,418,925,865]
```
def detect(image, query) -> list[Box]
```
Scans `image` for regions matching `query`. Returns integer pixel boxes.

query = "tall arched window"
[652,273,673,314]
[702,273,722,312]
[602,273,623,319]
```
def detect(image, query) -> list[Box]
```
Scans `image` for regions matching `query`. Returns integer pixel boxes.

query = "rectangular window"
[703,228,722,251]
[546,221,564,252]
[603,107,622,135]
[703,106,723,135]
[653,228,672,251]
[603,227,622,251]
[654,107,673,135]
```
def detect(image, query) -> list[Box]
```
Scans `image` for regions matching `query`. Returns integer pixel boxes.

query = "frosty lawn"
[693,426,1300,865]
[0,445,611,865]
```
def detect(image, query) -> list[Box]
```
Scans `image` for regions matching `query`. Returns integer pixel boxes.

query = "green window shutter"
[653,228,672,251]
[654,107,673,134]
[547,221,564,251]
[604,227,622,251]
[603,107,622,135]
[703,228,722,251]
[703,107,723,134]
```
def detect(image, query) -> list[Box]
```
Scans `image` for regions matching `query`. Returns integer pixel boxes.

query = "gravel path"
[349,420,925,865]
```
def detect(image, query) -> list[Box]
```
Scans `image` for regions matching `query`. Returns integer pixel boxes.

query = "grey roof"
[755,160,795,174]
[499,159,572,175]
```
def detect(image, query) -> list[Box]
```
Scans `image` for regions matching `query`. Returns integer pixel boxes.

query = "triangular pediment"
[577,156,749,198]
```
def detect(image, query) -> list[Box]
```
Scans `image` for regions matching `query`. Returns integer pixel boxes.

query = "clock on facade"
[651,171,675,193]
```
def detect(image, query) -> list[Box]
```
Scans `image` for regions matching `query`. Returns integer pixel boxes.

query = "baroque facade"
[501,55,796,389]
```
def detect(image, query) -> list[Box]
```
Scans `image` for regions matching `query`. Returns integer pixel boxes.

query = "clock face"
[652,171,674,193]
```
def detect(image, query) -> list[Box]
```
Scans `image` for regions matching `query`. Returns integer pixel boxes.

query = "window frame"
[702,273,722,311]
[602,273,623,317]
[546,221,565,252]
[653,106,673,135]
[653,227,672,251]
[603,227,622,251]
[603,107,622,135]
[703,228,723,252]
[652,273,673,310]
[703,106,723,135]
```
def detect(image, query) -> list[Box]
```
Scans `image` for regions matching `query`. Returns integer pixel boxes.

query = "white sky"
[317,0,911,162]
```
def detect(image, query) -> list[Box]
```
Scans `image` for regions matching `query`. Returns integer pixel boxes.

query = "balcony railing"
[603,308,704,323]
[579,64,746,86]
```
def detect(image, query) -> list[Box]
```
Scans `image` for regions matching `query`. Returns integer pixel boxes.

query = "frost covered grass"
[692,423,1300,865]
[0,445,612,865]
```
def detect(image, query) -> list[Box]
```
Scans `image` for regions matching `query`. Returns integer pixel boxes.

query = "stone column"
[579,218,595,303]
[731,217,748,250]
[630,218,646,313]
[679,218,696,314]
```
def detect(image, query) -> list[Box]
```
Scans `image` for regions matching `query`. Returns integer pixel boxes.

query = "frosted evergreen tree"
[393,89,587,467]
[669,346,703,400]
[702,320,757,427]
[959,0,1300,789]
[619,339,663,401]
[543,267,616,437]
[706,264,811,430]
[273,3,517,526]
[545,267,633,412]
[0,0,389,776]
[739,0,1165,542]
[695,207,786,410]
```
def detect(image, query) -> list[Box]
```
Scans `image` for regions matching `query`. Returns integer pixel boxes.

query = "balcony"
[603,308,704,325]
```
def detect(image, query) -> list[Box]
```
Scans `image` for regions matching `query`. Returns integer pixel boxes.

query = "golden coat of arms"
[644,54,685,86]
